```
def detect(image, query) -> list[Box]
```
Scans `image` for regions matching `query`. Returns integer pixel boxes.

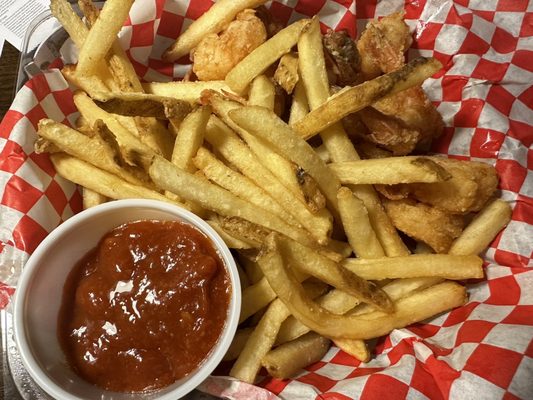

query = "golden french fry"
[240,277,276,323]
[82,187,107,210]
[171,106,210,172]
[449,199,512,256]
[343,254,483,280]
[293,57,443,139]
[330,157,452,185]
[51,154,185,207]
[248,75,276,109]
[61,65,109,97]
[92,92,192,120]
[333,338,370,362]
[230,281,327,383]
[260,234,466,340]
[76,0,134,76]
[239,255,263,284]
[149,156,321,250]
[228,106,341,215]
[207,220,255,250]
[274,53,299,94]
[288,80,310,127]
[204,115,331,244]
[279,238,393,312]
[225,19,311,94]
[223,328,253,362]
[163,0,268,61]
[262,332,331,379]
[143,81,235,102]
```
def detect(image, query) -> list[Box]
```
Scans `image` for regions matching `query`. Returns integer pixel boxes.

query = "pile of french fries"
[38,0,512,383]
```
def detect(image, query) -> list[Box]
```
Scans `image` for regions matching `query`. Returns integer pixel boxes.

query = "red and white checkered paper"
[0,0,532,398]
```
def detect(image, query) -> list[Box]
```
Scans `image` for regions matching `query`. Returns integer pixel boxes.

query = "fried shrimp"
[191,9,267,81]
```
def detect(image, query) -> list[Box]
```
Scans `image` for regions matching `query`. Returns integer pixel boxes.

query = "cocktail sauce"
[58,220,231,392]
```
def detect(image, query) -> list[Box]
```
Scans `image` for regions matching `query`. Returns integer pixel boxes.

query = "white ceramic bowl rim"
[14,199,241,400]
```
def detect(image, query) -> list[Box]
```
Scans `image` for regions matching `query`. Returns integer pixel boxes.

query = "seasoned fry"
[204,115,331,243]
[260,234,467,340]
[449,199,512,256]
[262,332,331,379]
[225,18,311,94]
[230,281,327,383]
[149,156,321,249]
[274,53,299,94]
[293,57,443,140]
[51,154,184,206]
[248,75,276,109]
[92,92,192,120]
[330,157,451,185]
[163,0,267,61]
[228,106,341,215]
[343,254,483,280]
[143,81,235,102]
[82,187,107,210]
[337,187,385,258]
[76,0,134,76]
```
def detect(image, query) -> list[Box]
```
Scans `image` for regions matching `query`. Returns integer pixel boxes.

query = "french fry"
[76,0,134,76]
[333,339,371,363]
[143,81,235,102]
[330,157,452,185]
[343,254,483,280]
[262,332,331,379]
[230,281,327,383]
[51,154,185,207]
[37,119,149,187]
[207,220,255,250]
[61,65,109,97]
[449,199,512,256]
[82,187,108,210]
[225,18,311,94]
[239,255,264,285]
[149,156,322,250]
[240,277,276,323]
[337,187,385,258]
[204,115,332,244]
[163,0,268,61]
[92,92,192,120]
[274,53,299,94]
[248,75,276,109]
[288,80,310,127]
[171,107,210,172]
[228,106,341,215]
[314,144,330,163]
[293,57,443,139]
[260,234,467,340]
[280,238,393,312]
[223,328,253,362]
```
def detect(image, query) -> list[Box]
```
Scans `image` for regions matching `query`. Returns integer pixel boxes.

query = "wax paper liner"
[0,0,532,399]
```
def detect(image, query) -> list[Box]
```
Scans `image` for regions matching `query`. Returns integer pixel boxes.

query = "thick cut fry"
[288,80,309,126]
[260,234,467,340]
[248,75,276,109]
[240,277,276,323]
[82,187,107,209]
[73,91,156,167]
[143,81,235,103]
[293,57,442,140]
[223,328,253,362]
[343,254,483,280]
[163,0,267,61]
[61,65,109,97]
[204,116,331,243]
[330,157,451,185]
[149,156,321,250]
[38,119,149,186]
[280,238,393,312]
[228,106,341,215]
[207,220,254,249]
[51,154,184,206]
[76,0,134,76]
[171,107,210,172]
[230,281,327,383]
[92,92,192,120]
[207,94,326,214]
[449,199,512,256]
[225,19,311,94]
[337,187,385,258]
[274,52,299,94]
[262,332,331,379]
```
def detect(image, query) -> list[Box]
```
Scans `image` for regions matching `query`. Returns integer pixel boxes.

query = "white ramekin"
[14,199,241,400]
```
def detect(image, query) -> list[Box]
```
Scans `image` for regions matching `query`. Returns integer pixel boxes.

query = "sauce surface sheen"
[58,219,231,392]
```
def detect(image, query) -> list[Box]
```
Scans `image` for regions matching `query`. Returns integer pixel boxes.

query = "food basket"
[0,0,531,399]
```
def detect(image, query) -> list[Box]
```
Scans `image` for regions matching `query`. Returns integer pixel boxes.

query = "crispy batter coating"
[191,9,267,81]
[383,198,465,253]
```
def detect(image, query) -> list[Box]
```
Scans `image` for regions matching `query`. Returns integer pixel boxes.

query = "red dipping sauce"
[58,220,231,392]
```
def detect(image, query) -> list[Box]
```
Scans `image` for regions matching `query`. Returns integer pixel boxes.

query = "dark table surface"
[0,42,19,121]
